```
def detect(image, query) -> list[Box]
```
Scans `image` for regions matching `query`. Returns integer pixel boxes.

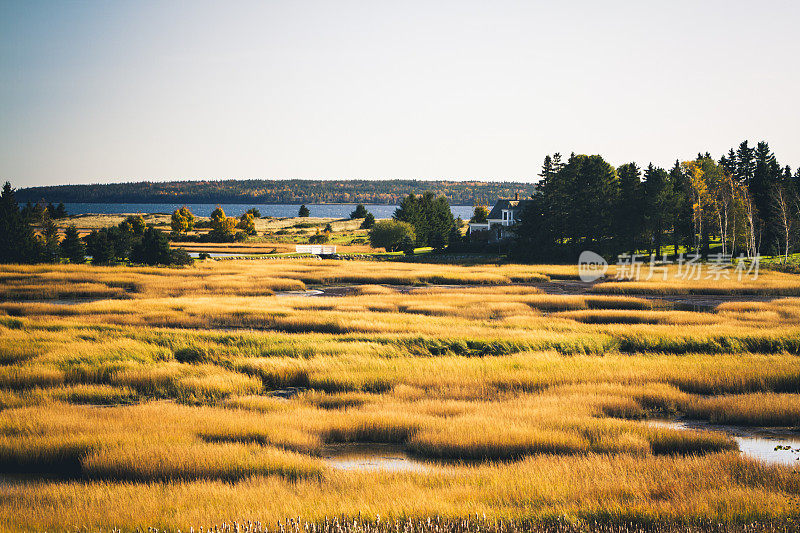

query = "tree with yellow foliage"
[681,160,711,255]
[170,206,195,234]
[237,212,256,235]
[210,206,236,238]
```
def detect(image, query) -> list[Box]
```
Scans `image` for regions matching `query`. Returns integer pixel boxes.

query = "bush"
[298,205,310,217]
[309,231,329,244]
[369,220,415,252]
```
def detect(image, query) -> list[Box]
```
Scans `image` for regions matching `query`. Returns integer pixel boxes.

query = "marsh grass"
[82,442,324,481]
[2,260,800,531]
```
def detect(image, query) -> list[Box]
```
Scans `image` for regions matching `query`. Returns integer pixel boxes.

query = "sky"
[1,0,799,188]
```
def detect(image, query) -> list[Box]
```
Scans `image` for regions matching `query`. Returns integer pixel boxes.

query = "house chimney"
[514,192,519,201]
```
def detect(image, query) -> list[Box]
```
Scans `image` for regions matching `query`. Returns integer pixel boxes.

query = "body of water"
[63,203,475,220]
[648,419,800,466]
[323,443,428,473]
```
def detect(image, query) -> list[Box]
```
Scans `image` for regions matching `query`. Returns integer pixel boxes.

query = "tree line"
[513,141,800,262]
[0,182,191,266]
[16,179,538,206]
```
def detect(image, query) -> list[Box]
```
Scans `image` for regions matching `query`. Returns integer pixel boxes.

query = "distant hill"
[16,179,538,206]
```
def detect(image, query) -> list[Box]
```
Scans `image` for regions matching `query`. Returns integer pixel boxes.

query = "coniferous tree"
[643,164,672,256]
[615,162,644,254]
[735,141,756,185]
[40,208,61,262]
[298,205,310,217]
[513,154,619,261]
[130,227,173,265]
[350,204,369,219]
[393,192,454,250]
[0,182,39,263]
[60,225,86,263]
[668,161,693,256]
[85,229,115,265]
[361,212,375,229]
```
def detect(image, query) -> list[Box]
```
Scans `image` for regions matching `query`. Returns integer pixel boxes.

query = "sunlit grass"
[1,260,800,531]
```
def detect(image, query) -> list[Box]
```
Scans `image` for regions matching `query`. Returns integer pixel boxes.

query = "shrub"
[369,220,415,252]
[309,231,329,244]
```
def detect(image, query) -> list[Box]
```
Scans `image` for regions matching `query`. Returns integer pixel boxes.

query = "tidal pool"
[649,420,800,466]
[323,444,429,473]
[274,289,325,297]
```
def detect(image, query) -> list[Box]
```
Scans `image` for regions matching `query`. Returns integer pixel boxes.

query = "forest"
[15,179,537,206]
[513,141,800,262]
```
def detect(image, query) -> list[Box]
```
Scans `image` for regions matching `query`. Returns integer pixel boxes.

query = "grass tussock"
[82,442,324,481]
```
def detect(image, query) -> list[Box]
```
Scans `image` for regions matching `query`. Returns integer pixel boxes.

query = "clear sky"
[1,0,798,187]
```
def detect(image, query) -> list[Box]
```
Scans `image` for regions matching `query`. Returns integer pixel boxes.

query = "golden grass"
[82,442,324,481]
[0,260,800,530]
[0,454,797,532]
[593,267,800,296]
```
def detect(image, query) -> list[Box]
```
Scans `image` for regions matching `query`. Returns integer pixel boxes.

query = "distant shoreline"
[53,202,476,219]
[15,178,537,206]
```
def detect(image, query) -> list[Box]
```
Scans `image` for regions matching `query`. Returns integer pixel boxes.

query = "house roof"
[487,198,534,220]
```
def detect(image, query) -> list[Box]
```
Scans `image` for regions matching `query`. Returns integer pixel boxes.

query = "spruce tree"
[735,141,755,185]
[60,225,86,263]
[350,204,369,219]
[130,227,172,265]
[668,161,693,256]
[40,209,61,262]
[615,162,643,255]
[0,182,39,263]
[643,164,672,256]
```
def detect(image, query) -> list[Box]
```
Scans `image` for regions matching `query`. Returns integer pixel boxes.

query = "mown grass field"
[0,259,799,532]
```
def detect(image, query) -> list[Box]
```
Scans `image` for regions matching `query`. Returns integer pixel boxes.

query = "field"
[54,213,377,253]
[1,259,800,532]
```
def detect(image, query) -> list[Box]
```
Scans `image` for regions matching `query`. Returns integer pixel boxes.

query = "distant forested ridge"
[16,179,537,205]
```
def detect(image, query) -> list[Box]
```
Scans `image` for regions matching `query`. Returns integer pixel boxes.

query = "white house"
[468,193,534,241]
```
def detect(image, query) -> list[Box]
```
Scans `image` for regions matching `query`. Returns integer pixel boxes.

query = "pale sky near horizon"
[1,0,799,188]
